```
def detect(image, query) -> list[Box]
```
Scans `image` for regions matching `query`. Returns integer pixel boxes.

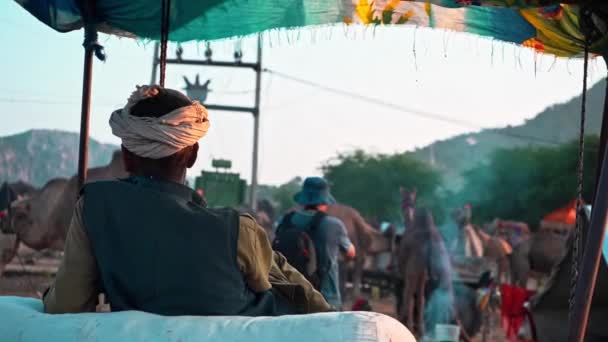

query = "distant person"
[43,85,330,316]
[273,177,356,309]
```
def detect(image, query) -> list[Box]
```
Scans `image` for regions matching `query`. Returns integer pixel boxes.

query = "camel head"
[399,187,417,208]
[400,187,417,227]
[451,205,472,227]
[9,198,34,237]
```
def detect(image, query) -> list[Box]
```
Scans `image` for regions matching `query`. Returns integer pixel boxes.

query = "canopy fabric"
[542,200,577,225]
[15,1,608,57]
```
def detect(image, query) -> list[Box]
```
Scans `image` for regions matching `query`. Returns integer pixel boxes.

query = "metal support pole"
[76,0,98,190]
[594,66,608,202]
[569,59,608,342]
[150,42,160,85]
[249,35,263,212]
[77,49,94,189]
[163,58,259,70]
[204,104,257,113]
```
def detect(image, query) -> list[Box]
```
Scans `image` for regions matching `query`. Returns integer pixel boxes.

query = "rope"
[83,24,106,61]
[159,0,171,87]
[569,35,591,317]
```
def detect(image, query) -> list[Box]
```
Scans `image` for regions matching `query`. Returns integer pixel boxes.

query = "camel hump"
[44,178,69,188]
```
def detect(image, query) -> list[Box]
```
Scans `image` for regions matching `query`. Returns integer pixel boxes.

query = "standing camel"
[397,208,455,338]
[492,219,569,288]
[509,230,568,288]
[452,206,512,283]
[8,151,127,256]
[0,181,41,276]
[326,203,390,298]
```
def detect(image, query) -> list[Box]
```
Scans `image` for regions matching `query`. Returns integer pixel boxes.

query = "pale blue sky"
[2,2,607,185]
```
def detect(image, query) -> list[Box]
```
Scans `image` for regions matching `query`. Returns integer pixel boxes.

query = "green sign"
[212,159,232,169]
[194,170,246,208]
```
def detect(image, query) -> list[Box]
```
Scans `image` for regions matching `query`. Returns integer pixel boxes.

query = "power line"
[264,68,482,129]
[263,68,582,147]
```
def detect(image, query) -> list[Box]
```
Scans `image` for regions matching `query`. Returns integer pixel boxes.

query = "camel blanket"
[0,296,415,342]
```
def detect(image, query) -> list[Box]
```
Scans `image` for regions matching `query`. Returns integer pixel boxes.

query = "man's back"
[288,210,351,308]
[82,177,275,316]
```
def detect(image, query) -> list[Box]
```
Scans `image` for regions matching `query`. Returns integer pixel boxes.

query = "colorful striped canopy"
[15,1,608,57]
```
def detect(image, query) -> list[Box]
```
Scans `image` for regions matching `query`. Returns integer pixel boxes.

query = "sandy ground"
[341,294,508,342]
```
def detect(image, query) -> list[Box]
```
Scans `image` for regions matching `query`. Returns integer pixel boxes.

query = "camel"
[9,151,127,254]
[509,230,569,288]
[325,203,391,297]
[0,181,41,276]
[491,219,569,288]
[451,207,512,283]
[397,208,455,338]
[10,178,69,251]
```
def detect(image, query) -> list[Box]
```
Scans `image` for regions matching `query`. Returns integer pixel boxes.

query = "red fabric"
[500,284,536,342]
[542,200,577,225]
[351,298,371,311]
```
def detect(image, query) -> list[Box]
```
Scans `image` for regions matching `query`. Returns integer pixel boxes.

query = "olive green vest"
[82,177,280,316]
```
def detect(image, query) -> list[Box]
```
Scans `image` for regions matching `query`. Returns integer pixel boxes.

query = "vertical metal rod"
[569,65,608,342]
[249,34,263,211]
[77,47,95,189]
[150,42,160,85]
[594,69,608,202]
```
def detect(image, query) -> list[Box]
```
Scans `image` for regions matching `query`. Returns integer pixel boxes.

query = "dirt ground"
[1,261,508,342]
[342,294,508,342]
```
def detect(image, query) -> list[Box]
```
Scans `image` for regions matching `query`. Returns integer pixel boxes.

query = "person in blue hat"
[275,177,356,309]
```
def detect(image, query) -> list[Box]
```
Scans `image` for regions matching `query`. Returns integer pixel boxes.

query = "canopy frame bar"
[569,59,608,342]
[76,0,99,190]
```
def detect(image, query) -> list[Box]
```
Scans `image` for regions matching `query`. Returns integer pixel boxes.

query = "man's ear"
[186,143,199,168]
[121,145,136,173]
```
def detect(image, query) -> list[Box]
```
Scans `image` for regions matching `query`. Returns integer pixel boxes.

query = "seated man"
[43,85,330,316]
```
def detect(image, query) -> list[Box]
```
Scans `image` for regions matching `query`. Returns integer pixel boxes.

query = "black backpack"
[272,211,326,288]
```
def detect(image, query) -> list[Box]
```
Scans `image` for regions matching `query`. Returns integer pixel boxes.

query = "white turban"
[110,85,210,159]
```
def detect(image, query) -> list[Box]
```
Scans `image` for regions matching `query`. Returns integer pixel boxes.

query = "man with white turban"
[43,86,331,316]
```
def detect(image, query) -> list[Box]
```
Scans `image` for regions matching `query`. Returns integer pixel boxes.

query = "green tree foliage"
[272,177,303,213]
[321,150,444,223]
[458,136,600,227]
[257,177,303,214]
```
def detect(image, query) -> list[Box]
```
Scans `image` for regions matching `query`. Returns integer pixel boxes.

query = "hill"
[0,129,119,187]
[409,80,607,190]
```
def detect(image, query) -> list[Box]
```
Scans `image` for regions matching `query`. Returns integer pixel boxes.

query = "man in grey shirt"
[279,177,356,309]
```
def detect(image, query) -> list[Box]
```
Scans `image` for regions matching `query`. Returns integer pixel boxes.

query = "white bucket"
[434,324,460,342]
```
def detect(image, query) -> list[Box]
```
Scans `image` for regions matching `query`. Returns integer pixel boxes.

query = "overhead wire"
[263,68,598,148]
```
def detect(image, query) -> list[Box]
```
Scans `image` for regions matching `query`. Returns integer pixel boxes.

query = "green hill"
[409,80,607,190]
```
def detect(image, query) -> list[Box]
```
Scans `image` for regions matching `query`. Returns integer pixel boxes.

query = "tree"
[272,177,303,214]
[321,150,443,223]
[457,135,599,227]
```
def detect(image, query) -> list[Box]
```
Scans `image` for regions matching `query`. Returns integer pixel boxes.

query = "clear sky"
[2,2,607,185]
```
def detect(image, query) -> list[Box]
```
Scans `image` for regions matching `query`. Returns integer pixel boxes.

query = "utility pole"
[151,35,263,211]
[250,36,262,211]
[150,42,159,85]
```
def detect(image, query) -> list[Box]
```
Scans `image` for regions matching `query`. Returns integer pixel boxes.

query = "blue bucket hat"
[293,177,336,206]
